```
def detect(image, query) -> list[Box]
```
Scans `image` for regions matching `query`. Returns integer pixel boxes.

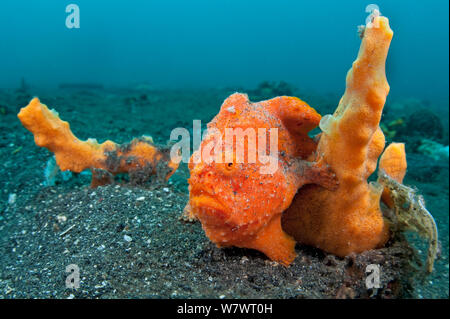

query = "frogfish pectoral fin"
[298,160,339,191]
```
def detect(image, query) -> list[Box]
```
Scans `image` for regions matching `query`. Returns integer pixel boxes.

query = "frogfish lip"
[190,194,230,226]
[190,185,229,221]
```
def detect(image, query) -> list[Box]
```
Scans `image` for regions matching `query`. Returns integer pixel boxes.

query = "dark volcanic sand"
[0,182,419,299]
[0,87,448,298]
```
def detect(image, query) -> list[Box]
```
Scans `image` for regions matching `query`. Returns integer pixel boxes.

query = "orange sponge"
[18,98,179,187]
[282,16,393,257]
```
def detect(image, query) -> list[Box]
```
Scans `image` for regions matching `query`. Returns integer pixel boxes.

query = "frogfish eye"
[218,161,237,176]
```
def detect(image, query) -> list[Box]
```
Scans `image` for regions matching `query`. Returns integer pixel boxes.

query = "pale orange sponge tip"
[18,97,179,187]
[379,143,407,207]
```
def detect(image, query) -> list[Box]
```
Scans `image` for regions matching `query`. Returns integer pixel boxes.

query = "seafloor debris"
[377,170,438,273]
[416,139,449,161]
[377,143,438,273]
[18,97,179,187]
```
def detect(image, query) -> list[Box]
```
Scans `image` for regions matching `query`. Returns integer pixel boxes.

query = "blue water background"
[0,0,448,103]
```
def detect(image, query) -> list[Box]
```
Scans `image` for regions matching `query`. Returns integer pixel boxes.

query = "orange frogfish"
[185,93,337,265]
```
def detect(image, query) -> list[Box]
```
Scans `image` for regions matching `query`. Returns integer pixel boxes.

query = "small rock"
[123,235,132,242]
[8,193,16,205]
[323,255,338,266]
[136,196,145,201]
[56,215,67,223]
